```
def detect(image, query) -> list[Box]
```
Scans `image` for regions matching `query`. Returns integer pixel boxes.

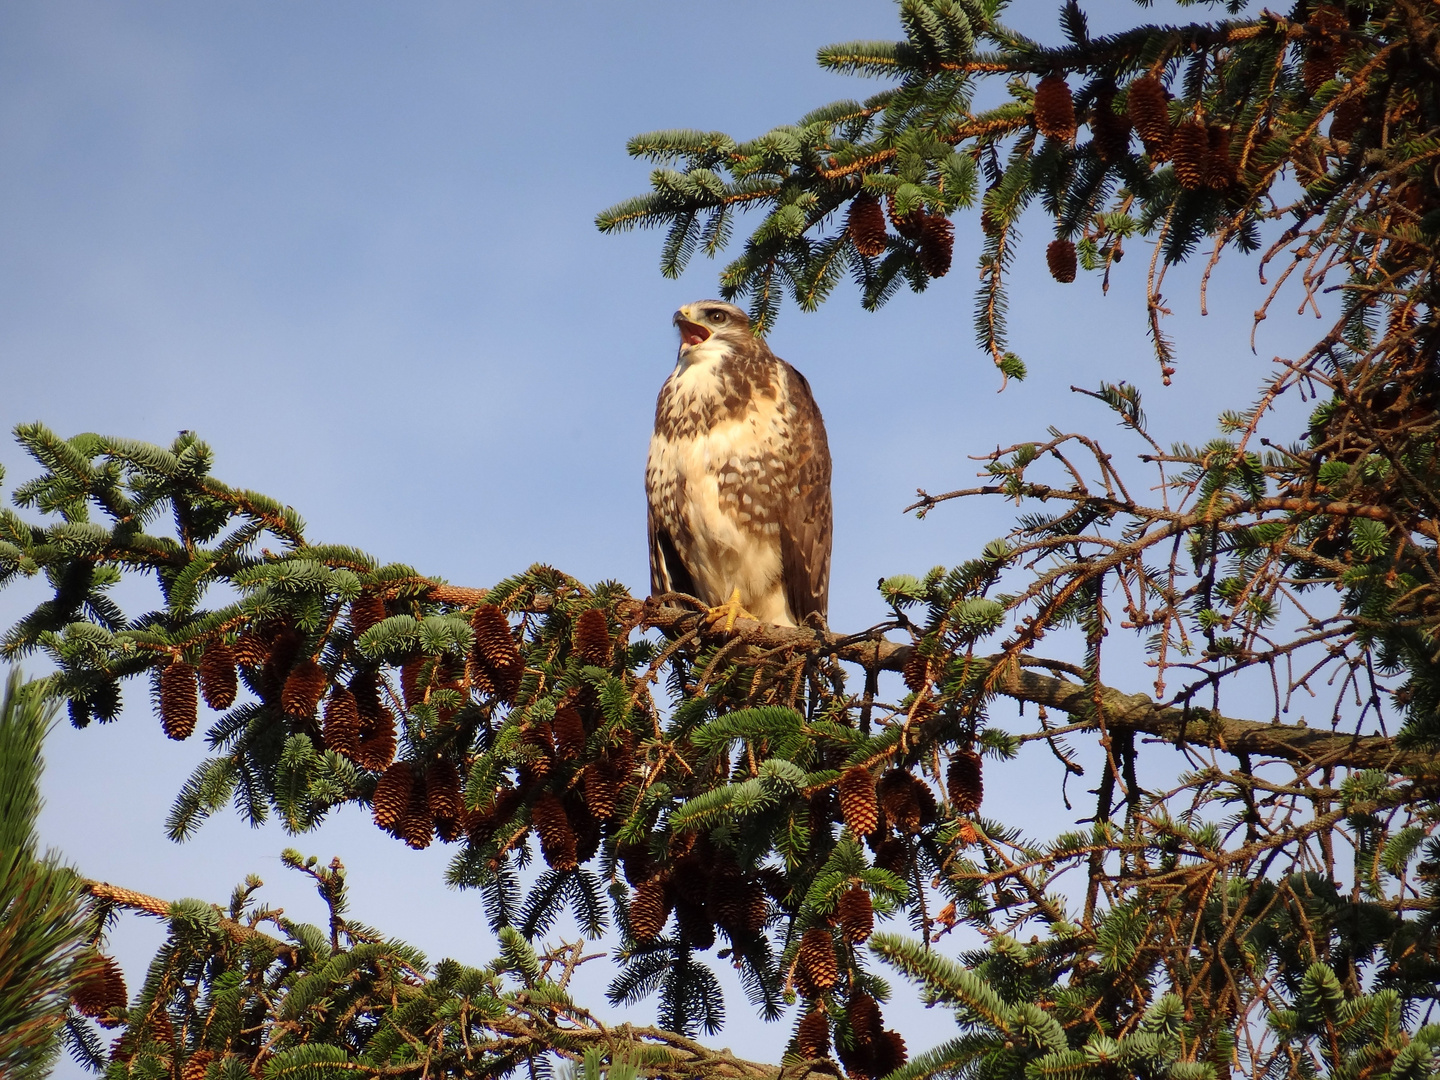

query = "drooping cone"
[797,1006,830,1060]
[1090,88,1132,162]
[426,758,464,824]
[573,608,612,666]
[916,213,954,277]
[322,687,361,758]
[847,990,884,1048]
[180,1050,214,1080]
[71,953,128,1019]
[399,655,424,707]
[568,793,602,862]
[901,650,929,692]
[838,765,879,836]
[629,877,669,941]
[159,660,198,741]
[372,761,414,832]
[1204,125,1236,190]
[1330,95,1363,142]
[1046,238,1077,283]
[1302,7,1347,93]
[1034,74,1076,141]
[198,641,238,711]
[884,193,923,240]
[873,837,909,877]
[873,1030,909,1076]
[673,896,716,950]
[847,192,888,257]
[947,748,984,813]
[552,704,587,760]
[232,629,269,669]
[351,671,397,771]
[583,761,618,820]
[261,625,302,703]
[398,784,434,850]
[1126,75,1173,157]
[838,884,874,944]
[797,927,838,993]
[531,793,578,870]
[1170,120,1208,190]
[349,593,387,637]
[282,657,328,718]
[471,604,521,669]
[877,769,921,833]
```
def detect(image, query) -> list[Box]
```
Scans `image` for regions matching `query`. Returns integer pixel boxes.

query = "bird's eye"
[708,310,727,324]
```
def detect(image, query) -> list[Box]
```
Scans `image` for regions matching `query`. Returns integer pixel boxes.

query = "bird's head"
[673,300,751,364]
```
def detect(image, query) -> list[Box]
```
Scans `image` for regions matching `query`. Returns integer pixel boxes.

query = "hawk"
[646,300,832,628]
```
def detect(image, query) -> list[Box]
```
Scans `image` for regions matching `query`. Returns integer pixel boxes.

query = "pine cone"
[180,1050,214,1080]
[838,884,874,944]
[838,765,879,836]
[1205,125,1236,190]
[873,837,909,877]
[884,193,924,241]
[282,658,327,718]
[797,1006,830,1060]
[159,660,198,741]
[915,213,954,277]
[901,651,929,692]
[261,626,302,703]
[373,761,414,832]
[797,927,837,993]
[569,795,602,862]
[629,877,669,941]
[398,785,434,850]
[71,953,127,1019]
[847,192,888,256]
[552,704,587,760]
[1046,238,1077,283]
[673,896,716,950]
[531,793,578,870]
[847,990,884,1047]
[873,1030,908,1076]
[573,608,612,666]
[349,593,387,637]
[1126,75,1172,157]
[471,605,520,668]
[322,687,361,758]
[354,710,397,771]
[1090,88,1133,161]
[198,641,237,711]
[877,769,922,833]
[1034,74,1076,141]
[1171,120,1208,190]
[947,749,984,813]
[232,629,269,669]
[426,758,464,823]
[1330,95,1363,142]
[582,761,618,820]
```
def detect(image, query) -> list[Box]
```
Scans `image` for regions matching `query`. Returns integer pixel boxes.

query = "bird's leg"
[704,587,758,633]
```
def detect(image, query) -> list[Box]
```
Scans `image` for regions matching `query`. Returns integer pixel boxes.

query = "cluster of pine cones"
[621,833,773,948]
[845,191,954,277]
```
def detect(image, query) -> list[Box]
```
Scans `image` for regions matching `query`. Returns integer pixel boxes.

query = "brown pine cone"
[884,193,924,241]
[573,608,612,666]
[1046,238,1078,283]
[372,761,414,832]
[873,837,909,877]
[582,761,618,820]
[916,213,954,277]
[552,704,587,760]
[159,660,198,741]
[797,1006,830,1060]
[353,711,397,772]
[877,769,922,833]
[873,1030,909,1075]
[838,765,879,836]
[1170,120,1208,190]
[947,749,984,814]
[398,785,434,850]
[531,793,578,870]
[1330,95,1363,142]
[471,604,520,669]
[349,593,387,637]
[1204,125,1236,190]
[282,658,328,718]
[426,758,464,823]
[1126,75,1173,157]
[1090,88,1132,161]
[232,629,269,669]
[570,796,602,863]
[322,687,361,758]
[847,192,889,257]
[838,883,874,944]
[261,626,301,702]
[618,842,654,887]
[673,896,716,950]
[180,1050,214,1080]
[71,953,127,1018]
[1034,74,1076,141]
[197,641,237,711]
[798,927,838,993]
[902,650,929,692]
[847,990,884,1047]
[629,877,669,941]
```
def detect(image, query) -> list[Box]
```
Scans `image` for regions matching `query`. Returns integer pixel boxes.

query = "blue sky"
[1,1,1323,1071]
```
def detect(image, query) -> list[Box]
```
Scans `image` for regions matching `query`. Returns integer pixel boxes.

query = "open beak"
[675,316,712,348]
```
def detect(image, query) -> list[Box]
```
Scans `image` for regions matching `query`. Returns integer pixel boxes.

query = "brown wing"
[648,498,699,601]
[776,361,832,624]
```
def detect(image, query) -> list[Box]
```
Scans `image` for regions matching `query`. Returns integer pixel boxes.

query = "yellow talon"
[704,588,757,633]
